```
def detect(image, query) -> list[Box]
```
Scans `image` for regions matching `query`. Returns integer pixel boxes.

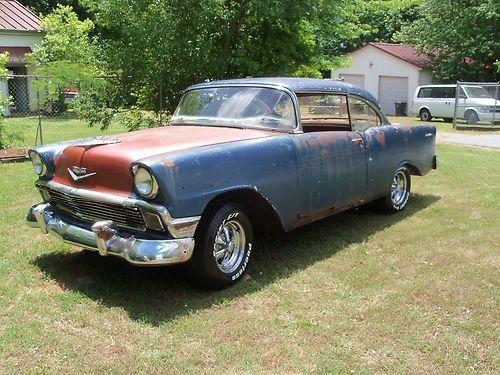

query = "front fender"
[138,135,299,230]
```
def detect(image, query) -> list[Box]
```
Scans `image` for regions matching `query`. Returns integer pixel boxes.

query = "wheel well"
[419,107,430,115]
[464,108,478,117]
[405,163,421,176]
[201,189,283,232]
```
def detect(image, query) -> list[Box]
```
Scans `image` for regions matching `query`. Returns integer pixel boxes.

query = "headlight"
[29,150,47,176]
[132,165,159,199]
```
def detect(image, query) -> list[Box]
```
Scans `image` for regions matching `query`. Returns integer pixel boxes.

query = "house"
[0,0,43,116]
[331,42,435,116]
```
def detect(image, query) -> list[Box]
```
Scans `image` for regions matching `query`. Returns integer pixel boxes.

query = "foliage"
[0,53,12,149]
[19,0,90,18]
[349,0,422,50]
[27,5,101,115]
[79,0,366,113]
[399,0,500,82]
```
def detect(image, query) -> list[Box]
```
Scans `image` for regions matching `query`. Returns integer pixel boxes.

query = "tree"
[399,0,500,82]
[19,0,90,18]
[350,0,421,49]
[27,5,101,111]
[79,0,366,113]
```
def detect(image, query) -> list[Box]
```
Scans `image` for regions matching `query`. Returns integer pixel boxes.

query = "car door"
[292,93,366,224]
[351,96,407,201]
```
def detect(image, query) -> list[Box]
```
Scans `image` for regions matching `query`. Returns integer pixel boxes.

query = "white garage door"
[378,76,409,115]
[340,74,365,88]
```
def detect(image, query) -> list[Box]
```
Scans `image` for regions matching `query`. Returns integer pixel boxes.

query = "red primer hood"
[53,125,273,196]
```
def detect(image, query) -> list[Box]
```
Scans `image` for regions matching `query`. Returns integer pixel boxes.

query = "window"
[349,97,381,131]
[297,94,350,132]
[171,87,296,131]
[431,87,455,98]
[418,87,432,98]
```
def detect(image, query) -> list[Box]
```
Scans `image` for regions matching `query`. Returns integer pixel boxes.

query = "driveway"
[437,132,500,149]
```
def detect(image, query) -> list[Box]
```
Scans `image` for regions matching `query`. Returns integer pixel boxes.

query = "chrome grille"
[46,188,146,231]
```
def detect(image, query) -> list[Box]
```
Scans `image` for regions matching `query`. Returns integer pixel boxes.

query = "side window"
[418,87,432,98]
[349,97,381,132]
[458,87,466,99]
[298,94,350,132]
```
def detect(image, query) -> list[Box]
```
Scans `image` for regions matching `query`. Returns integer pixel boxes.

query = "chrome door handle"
[425,133,434,137]
[351,138,363,143]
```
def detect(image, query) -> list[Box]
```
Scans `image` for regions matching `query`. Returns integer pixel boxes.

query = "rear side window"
[349,97,381,132]
[298,94,350,131]
[418,88,432,98]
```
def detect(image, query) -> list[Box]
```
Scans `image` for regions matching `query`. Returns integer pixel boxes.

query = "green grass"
[0,144,498,373]
[4,114,128,148]
[388,116,500,134]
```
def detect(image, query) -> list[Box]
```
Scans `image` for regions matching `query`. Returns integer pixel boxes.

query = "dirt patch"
[0,147,29,162]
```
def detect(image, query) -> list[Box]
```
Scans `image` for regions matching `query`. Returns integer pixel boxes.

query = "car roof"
[188,77,380,108]
[417,84,457,88]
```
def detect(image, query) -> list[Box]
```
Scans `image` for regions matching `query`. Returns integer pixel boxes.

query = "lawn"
[3,114,128,149]
[388,116,500,134]
[0,143,498,373]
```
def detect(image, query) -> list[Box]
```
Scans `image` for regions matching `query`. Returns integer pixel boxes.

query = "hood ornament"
[68,166,96,182]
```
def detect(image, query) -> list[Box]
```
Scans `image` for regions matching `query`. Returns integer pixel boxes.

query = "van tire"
[465,110,479,125]
[419,109,432,122]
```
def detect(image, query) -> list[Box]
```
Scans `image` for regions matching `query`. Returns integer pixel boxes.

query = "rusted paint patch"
[375,131,386,147]
[162,160,176,167]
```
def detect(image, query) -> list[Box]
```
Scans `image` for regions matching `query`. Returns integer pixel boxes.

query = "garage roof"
[367,42,434,69]
[0,0,41,32]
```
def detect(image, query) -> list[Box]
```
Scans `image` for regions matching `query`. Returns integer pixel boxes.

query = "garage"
[378,76,409,115]
[339,74,365,88]
[331,42,435,117]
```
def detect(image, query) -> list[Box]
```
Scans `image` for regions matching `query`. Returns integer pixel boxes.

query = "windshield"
[171,87,296,131]
[463,86,493,99]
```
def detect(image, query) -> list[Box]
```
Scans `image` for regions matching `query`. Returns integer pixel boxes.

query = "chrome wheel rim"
[391,171,408,207]
[213,219,246,274]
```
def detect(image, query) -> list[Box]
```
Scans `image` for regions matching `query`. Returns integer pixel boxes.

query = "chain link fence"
[1,74,168,147]
[453,81,500,128]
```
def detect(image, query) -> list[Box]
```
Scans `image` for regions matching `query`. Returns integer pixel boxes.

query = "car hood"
[52,125,274,196]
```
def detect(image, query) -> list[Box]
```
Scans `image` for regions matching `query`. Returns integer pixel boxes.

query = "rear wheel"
[419,109,432,122]
[375,166,411,213]
[187,203,253,289]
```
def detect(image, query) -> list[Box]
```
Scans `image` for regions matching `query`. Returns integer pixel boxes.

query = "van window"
[431,87,455,98]
[418,87,432,98]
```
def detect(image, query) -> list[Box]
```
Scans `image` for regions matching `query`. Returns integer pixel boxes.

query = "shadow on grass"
[33,193,439,325]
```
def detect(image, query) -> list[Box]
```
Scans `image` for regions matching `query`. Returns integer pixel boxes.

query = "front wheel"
[465,110,479,125]
[419,109,432,122]
[376,166,411,213]
[187,203,253,289]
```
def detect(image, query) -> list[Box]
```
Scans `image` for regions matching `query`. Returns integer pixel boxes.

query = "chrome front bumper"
[27,203,195,266]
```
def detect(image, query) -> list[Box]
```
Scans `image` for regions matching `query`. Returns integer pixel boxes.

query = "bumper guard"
[27,203,195,265]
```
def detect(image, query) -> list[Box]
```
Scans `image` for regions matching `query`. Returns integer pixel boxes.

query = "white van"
[411,84,499,124]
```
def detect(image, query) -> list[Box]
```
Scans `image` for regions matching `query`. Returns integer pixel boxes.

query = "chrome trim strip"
[27,203,195,266]
[37,180,200,238]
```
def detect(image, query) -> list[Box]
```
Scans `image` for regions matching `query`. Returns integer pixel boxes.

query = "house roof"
[0,0,41,32]
[365,42,434,69]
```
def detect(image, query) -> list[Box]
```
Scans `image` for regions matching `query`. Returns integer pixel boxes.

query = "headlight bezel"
[132,165,159,199]
[29,150,47,176]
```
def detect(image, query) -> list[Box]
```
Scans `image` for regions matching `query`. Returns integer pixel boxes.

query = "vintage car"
[27,78,437,288]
